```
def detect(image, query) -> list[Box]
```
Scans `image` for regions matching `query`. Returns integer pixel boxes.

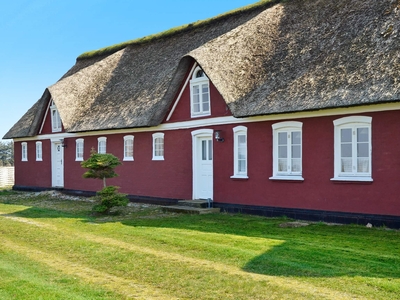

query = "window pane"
[357,128,369,142]
[341,144,352,157]
[278,145,287,159]
[341,128,352,143]
[125,139,133,157]
[193,85,200,113]
[341,158,352,172]
[238,160,246,173]
[278,159,287,172]
[208,140,212,160]
[291,158,301,172]
[155,138,164,157]
[357,143,369,158]
[202,84,210,112]
[292,145,301,159]
[278,132,287,145]
[357,157,369,173]
[202,140,207,160]
[291,131,301,145]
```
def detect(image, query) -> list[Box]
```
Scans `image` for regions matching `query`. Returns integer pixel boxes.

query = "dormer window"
[190,66,210,118]
[50,100,62,132]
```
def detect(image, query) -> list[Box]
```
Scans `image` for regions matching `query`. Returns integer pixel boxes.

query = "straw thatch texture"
[4,0,399,138]
[190,0,400,117]
[8,3,269,137]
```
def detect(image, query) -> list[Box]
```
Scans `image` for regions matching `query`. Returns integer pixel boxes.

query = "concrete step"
[177,199,212,208]
[161,205,220,214]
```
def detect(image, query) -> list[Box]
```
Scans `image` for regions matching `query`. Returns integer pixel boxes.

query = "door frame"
[51,138,64,188]
[191,129,213,200]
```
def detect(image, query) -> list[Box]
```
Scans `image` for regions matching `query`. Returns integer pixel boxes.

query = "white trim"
[21,142,28,161]
[166,63,198,121]
[190,66,211,118]
[123,135,134,161]
[14,102,400,142]
[269,176,304,181]
[35,141,43,161]
[271,121,303,179]
[75,138,84,161]
[152,132,164,161]
[50,101,62,133]
[98,137,107,154]
[39,99,52,134]
[232,125,248,178]
[191,129,213,200]
[332,116,372,181]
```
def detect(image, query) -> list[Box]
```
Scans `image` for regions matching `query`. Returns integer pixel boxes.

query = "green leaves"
[81,152,122,187]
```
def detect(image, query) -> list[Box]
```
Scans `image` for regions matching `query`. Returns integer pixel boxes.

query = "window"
[36,141,42,161]
[190,66,210,117]
[98,137,107,154]
[76,139,84,161]
[270,121,303,180]
[332,116,372,181]
[152,133,164,160]
[123,135,134,161]
[50,100,62,132]
[231,126,248,179]
[21,142,28,161]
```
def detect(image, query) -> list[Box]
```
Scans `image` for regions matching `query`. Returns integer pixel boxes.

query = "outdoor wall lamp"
[214,130,224,142]
[60,139,67,148]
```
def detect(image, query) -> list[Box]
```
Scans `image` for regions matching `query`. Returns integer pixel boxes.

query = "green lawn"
[1,190,399,299]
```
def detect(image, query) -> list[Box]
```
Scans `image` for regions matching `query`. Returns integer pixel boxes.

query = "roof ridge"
[76,0,281,61]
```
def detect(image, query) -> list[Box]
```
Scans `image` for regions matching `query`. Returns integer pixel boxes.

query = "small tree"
[81,148,128,214]
[81,148,121,187]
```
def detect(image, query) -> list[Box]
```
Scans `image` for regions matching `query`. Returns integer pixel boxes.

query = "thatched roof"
[190,0,400,116]
[4,0,399,139]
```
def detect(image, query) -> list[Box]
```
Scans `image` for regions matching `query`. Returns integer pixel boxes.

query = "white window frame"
[190,66,211,118]
[270,121,303,181]
[123,135,134,161]
[231,126,248,179]
[332,116,372,182]
[36,141,42,161]
[50,101,62,132]
[152,133,164,161]
[76,138,84,161]
[21,142,28,162]
[98,137,107,154]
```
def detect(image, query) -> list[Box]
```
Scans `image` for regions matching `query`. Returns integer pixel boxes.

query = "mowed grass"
[1,191,400,299]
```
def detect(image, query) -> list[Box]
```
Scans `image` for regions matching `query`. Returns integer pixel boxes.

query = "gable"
[38,99,65,135]
[164,62,232,123]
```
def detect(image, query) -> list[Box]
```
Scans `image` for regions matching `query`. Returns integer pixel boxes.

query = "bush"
[93,186,129,214]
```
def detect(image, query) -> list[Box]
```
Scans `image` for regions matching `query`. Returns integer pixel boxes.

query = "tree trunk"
[103,177,106,188]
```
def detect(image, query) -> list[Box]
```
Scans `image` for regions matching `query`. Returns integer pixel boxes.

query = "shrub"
[93,186,129,214]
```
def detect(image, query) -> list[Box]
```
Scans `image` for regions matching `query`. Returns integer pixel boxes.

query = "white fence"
[0,167,14,187]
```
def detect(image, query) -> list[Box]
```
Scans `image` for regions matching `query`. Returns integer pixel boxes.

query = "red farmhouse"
[4,0,400,226]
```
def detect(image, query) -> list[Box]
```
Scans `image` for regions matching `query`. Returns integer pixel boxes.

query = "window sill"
[269,176,304,181]
[191,112,211,118]
[331,177,373,183]
[36,159,43,162]
[123,157,134,161]
[75,158,83,162]
[230,175,249,180]
[152,157,164,161]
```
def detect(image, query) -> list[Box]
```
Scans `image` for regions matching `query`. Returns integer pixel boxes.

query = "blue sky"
[0,0,256,140]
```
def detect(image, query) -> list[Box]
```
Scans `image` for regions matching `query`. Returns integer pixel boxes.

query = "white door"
[52,142,64,187]
[192,130,213,199]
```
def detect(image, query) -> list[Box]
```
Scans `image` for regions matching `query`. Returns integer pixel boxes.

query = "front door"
[52,142,64,187]
[192,130,213,199]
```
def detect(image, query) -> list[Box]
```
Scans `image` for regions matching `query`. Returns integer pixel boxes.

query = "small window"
[123,135,134,161]
[270,121,303,181]
[22,142,28,161]
[332,116,372,182]
[152,133,164,160]
[36,141,42,161]
[98,137,107,154]
[231,126,248,179]
[50,100,62,132]
[190,66,210,118]
[76,139,84,161]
